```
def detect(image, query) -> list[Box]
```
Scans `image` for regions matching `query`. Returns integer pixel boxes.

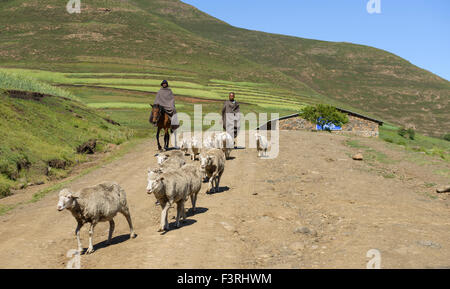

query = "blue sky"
[181,0,450,81]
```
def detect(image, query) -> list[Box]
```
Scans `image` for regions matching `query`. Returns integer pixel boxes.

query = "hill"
[0,0,449,136]
[0,71,130,197]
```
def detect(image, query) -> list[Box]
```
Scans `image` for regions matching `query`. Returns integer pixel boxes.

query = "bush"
[300,104,349,132]
[443,134,450,142]
[398,127,415,140]
[407,128,415,140]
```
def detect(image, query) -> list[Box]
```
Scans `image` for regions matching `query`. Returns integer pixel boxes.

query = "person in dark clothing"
[152,80,179,131]
[221,92,241,140]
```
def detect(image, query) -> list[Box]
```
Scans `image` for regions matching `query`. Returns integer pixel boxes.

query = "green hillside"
[0,72,130,197]
[0,0,449,136]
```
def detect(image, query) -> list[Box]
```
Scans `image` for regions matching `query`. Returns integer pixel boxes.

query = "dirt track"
[0,130,449,269]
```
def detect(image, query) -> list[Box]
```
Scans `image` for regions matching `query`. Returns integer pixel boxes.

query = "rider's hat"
[161,80,169,86]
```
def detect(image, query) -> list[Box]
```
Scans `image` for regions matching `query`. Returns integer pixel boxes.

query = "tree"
[300,104,349,132]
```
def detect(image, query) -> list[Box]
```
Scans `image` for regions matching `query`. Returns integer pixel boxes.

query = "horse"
[150,104,172,151]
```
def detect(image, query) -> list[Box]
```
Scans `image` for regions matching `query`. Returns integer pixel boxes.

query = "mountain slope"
[0,72,130,197]
[0,0,448,136]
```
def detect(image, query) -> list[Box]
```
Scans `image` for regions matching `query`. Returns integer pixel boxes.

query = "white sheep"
[190,137,201,161]
[255,133,270,157]
[57,182,136,254]
[146,170,190,232]
[180,137,200,160]
[199,148,226,194]
[180,163,203,213]
[157,150,185,165]
[203,132,217,149]
[215,132,234,160]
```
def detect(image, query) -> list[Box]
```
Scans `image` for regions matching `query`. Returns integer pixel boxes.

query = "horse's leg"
[164,128,170,151]
[164,114,170,150]
[156,127,162,151]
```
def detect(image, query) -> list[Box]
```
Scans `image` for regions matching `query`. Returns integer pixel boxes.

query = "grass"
[0,73,132,198]
[0,137,146,216]
[380,124,450,161]
[0,71,75,100]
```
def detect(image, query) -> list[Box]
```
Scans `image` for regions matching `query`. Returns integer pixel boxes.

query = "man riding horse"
[150,80,180,151]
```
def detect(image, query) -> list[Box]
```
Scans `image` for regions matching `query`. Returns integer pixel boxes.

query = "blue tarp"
[316,117,342,131]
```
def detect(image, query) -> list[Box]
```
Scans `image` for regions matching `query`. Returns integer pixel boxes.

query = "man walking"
[222,92,241,146]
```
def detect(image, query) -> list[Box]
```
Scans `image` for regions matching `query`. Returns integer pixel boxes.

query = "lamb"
[255,133,270,157]
[190,137,201,161]
[57,182,136,254]
[215,132,234,160]
[199,148,226,194]
[180,138,190,156]
[146,170,190,232]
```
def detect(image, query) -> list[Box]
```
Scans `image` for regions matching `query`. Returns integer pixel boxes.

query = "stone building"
[259,108,383,137]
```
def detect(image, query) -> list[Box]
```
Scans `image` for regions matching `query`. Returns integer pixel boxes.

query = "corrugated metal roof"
[257,108,383,130]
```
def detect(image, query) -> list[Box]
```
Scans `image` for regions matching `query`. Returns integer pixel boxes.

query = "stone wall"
[279,114,380,137]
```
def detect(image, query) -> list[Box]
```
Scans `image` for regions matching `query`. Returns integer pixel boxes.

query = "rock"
[252,192,258,196]
[417,240,441,249]
[220,222,235,232]
[352,153,364,161]
[289,242,305,251]
[294,226,317,236]
[436,186,450,194]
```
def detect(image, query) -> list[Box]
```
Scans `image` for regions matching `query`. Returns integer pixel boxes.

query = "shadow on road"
[206,186,230,195]
[90,233,136,253]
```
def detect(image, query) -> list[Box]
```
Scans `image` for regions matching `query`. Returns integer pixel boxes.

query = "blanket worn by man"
[150,87,180,130]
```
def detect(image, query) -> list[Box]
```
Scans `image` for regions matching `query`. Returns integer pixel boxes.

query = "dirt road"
[0,131,449,269]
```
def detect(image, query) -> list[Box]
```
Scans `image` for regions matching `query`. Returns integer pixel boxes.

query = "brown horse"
[150,104,171,151]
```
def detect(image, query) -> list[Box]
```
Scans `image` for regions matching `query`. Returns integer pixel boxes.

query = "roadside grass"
[0,137,146,216]
[380,124,449,161]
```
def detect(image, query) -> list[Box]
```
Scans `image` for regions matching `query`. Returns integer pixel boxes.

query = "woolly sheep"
[157,150,185,165]
[199,148,226,194]
[255,133,269,157]
[215,132,234,160]
[203,132,217,149]
[57,182,136,254]
[180,163,203,213]
[146,170,190,232]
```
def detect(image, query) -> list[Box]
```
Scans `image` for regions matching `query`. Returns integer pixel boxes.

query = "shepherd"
[222,92,241,147]
[150,80,180,151]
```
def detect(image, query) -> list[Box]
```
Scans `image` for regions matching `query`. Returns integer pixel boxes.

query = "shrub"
[300,104,349,132]
[407,128,415,140]
[398,127,415,140]
[443,134,450,142]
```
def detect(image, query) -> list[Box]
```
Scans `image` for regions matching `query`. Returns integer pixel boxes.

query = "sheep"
[215,132,234,160]
[255,133,269,157]
[57,182,136,254]
[203,132,217,149]
[156,150,185,166]
[180,137,201,161]
[190,137,201,161]
[199,148,226,194]
[180,138,190,156]
[180,163,203,213]
[146,170,190,232]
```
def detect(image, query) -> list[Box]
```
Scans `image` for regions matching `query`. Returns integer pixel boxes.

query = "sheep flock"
[57,131,270,254]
